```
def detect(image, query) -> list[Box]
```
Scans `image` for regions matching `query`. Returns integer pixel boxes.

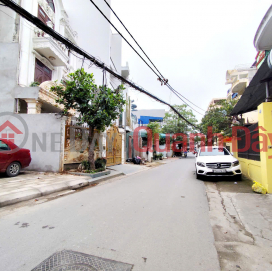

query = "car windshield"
[199,147,230,156]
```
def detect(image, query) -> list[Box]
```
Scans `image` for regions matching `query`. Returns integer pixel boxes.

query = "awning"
[139,131,166,138]
[230,59,272,115]
[138,116,163,125]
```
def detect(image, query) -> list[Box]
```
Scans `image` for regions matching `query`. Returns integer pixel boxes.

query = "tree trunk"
[88,126,96,170]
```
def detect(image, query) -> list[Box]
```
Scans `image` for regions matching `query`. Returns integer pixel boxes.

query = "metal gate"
[106,125,122,166]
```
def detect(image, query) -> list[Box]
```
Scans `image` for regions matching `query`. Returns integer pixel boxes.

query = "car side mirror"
[231,152,233,156]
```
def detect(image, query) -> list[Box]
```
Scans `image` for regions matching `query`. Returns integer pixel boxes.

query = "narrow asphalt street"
[0,155,220,271]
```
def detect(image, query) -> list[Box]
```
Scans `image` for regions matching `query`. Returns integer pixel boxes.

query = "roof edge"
[254,4,272,50]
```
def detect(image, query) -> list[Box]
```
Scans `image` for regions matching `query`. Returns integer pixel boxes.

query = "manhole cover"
[32,250,133,271]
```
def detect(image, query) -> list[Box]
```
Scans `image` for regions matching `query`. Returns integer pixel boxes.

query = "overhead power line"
[100,0,206,114]
[168,86,205,115]
[103,0,165,81]
[1,0,199,129]
[89,0,162,81]
[166,84,206,112]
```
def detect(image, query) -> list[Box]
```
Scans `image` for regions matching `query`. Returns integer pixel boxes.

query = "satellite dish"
[131,104,137,110]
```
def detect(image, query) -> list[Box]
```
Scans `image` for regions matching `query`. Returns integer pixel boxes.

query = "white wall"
[111,33,122,73]
[0,2,19,42]
[62,0,112,86]
[0,113,65,172]
[110,33,122,89]
[133,109,166,119]
[0,43,19,112]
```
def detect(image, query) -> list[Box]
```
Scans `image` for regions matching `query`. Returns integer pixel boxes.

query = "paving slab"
[0,170,123,207]
[205,180,272,271]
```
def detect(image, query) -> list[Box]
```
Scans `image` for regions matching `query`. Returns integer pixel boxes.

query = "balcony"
[14,81,78,114]
[33,28,69,66]
[231,78,248,95]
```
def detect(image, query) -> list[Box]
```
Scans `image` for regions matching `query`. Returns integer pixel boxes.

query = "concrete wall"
[0,113,65,172]
[243,110,258,125]
[111,34,122,73]
[258,102,272,193]
[0,43,19,112]
[238,158,262,184]
[0,3,19,42]
[156,144,173,158]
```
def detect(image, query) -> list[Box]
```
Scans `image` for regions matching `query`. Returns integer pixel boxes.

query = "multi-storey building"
[0,0,130,171]
[206,97,226,111]
[226,64,257,101]
[226,64,258,124]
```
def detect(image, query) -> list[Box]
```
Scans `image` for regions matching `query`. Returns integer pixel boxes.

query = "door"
[106,126,122,166]
[0,140,12,171]
[34,59,52,84]
[128,136,132,159]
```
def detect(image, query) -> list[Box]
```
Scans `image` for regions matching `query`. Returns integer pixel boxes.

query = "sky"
[110,0,272,122]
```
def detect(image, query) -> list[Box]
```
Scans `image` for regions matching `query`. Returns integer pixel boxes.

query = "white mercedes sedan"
[195,146,242,180]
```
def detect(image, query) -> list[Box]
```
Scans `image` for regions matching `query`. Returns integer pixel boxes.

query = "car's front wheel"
[6,162,21,177]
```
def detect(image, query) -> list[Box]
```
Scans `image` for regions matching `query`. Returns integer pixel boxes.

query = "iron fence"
[237,122,260,161]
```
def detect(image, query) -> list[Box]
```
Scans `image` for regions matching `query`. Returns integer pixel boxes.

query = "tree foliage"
[147,122,161,140]
[200,99,240,136]
[51,69,126,169]
[162,104,198,135]
[146,122,162,150]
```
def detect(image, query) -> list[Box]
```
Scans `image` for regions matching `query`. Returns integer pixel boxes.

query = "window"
[149,119,162,123]
[38,5,54,28]
[199,147,230,156]
[232,93,238,99]
[46,0,55,12]
[0,141,10,151]
[34,59,52,84]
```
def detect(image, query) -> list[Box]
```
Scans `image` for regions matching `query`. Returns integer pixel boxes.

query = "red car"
[0,139,31,177]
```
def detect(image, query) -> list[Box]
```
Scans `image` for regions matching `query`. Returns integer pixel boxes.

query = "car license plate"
[213,169,226,173]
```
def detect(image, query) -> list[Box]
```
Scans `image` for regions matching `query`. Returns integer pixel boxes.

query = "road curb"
[39,182,69,196]
[89,172,125,185]
[69,170,111,178]
[0,189,41,207]
[0,172,126,208]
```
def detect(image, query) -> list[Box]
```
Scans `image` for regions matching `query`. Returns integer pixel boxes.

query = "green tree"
[162,104,198,135]
[146,122,161,150]
[147,122,161,140]
[200,99,241,137]
[51,69,126,170]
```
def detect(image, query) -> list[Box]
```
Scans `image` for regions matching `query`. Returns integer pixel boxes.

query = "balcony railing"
[33,27,69,66]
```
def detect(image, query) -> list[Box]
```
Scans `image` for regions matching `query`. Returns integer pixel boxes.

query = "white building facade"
[0,0,130,171]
